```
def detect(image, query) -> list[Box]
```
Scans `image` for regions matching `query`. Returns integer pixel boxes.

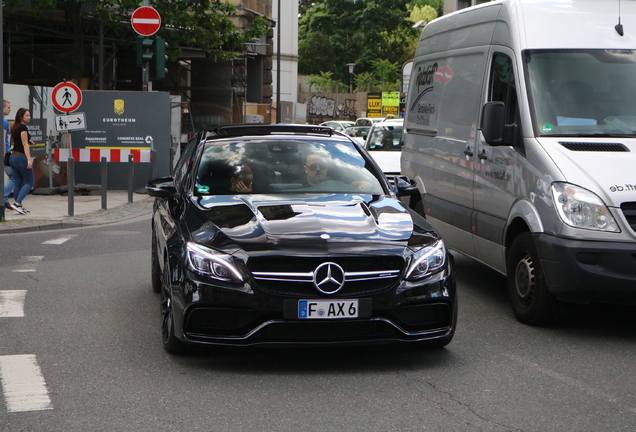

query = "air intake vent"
[621,202,636,233]
[559,142,629,152]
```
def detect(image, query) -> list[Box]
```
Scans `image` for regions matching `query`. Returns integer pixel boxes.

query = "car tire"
[151,226,161,293]
[506,232,561,326]
[160,257,188,354]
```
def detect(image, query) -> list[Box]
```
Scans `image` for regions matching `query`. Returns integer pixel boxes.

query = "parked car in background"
[146,124,456,354]
[354,117,385,127]
[319,120,355,131]
[364,119,404,175]
[343,125,371,145]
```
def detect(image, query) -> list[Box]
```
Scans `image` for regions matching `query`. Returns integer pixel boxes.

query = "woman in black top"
[8,108,34,215]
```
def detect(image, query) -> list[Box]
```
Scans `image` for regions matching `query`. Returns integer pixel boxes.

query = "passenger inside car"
[303,153,373,191]
[229,163,253,193]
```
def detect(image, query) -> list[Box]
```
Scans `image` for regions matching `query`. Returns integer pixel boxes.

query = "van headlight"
[551,182,619,232]
[405,239,447,281]
[186,243,244,283]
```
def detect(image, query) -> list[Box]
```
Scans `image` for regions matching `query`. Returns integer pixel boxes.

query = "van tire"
[506,233,561,326]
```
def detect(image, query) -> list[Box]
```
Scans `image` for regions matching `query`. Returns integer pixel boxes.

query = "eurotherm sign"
[72,91,171,189]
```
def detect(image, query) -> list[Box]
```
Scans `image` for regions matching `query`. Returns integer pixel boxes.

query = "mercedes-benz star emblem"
[313,262,345,294]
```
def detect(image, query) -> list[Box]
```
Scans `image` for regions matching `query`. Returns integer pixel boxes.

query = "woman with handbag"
[8,108,34,215]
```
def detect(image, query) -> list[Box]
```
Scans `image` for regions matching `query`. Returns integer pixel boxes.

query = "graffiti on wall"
[307,95,357,120]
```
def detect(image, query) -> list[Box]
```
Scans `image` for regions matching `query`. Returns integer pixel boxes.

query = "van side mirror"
[480,101,516,146]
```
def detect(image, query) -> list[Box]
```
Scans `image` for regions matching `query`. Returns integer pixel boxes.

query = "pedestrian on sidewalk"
[3,100,15,211]
[8,108,34,215]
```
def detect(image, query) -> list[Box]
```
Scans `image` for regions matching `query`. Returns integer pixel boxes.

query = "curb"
[0,199,154,234]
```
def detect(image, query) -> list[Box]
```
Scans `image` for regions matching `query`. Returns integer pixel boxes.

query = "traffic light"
[136,36,154,67]
[136,36,168,80]
[152,36,169,80]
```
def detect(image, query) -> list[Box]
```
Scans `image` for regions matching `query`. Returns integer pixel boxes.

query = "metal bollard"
[151,149,157,179]
[101,157,107,210]
[67,157,75,217]
[128,154,134,204]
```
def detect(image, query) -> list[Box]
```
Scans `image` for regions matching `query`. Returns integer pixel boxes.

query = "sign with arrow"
[55,112,87,132]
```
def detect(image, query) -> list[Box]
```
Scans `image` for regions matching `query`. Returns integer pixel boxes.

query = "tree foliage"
[298,0,416,85]
[305,72,347,92]
[3,0,272,79]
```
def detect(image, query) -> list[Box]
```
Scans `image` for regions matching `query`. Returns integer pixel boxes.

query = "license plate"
[298,299,359,319]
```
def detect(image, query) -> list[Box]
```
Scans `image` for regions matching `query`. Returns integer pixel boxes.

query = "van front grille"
[621,202,636,232]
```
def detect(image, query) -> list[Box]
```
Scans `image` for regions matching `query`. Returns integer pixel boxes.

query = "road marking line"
[0,291,27,317]
[42,235,77,245]
[0,354,53,412]
[12,256,44,273]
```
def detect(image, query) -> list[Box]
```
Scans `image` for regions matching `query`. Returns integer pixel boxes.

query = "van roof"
[421,0,636,51]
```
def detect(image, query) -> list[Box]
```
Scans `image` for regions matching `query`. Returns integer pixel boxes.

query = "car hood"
[188,194,438,254]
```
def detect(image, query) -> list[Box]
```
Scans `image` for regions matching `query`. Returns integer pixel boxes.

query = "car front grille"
[185,307,263,335]
[248,255,404,297]
[621,202,636,233]
[387,303,450,331]
[184,303,452,342]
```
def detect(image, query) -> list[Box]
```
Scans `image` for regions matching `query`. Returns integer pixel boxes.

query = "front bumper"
[534,233,636,304]
[173,270,456,347]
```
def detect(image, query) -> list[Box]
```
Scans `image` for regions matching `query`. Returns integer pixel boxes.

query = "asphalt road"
[1,218,636,432]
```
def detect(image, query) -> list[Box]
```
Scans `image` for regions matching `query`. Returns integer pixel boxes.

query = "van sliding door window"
[488,53,518,125]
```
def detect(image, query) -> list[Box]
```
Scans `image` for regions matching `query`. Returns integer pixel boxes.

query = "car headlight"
[405,239,447,281]
[186,242,244,283]
[551,182,619,232]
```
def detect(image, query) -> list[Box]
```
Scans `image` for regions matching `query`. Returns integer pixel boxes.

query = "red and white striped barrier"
[54,148,152,163]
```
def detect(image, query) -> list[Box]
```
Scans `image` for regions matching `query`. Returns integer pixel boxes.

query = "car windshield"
[366,124,403,151]
[195,137,385,195]
[526,49,636,137]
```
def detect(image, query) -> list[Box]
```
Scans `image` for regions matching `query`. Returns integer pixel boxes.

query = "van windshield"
[526,49,636,137]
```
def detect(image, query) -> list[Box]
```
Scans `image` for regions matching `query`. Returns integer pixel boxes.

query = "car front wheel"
[151,226,161,293]
[506,232,561,326]
[160,257,188,354]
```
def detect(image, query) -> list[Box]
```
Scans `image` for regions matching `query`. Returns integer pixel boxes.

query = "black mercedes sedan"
[146,124,456,354]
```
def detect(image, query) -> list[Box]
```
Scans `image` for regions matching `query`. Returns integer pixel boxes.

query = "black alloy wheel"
[151,226,161,293]
[506,232,561,326]
[160,257,187,354]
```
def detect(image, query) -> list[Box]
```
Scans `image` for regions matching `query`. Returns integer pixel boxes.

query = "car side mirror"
[146,176,177,198]
[392,175,419,197]
[480,101,516,146]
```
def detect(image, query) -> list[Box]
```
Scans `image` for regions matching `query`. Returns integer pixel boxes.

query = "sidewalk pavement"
[0,190,154,234]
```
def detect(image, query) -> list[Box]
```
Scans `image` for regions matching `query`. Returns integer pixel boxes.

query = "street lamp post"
[347,63,356,94]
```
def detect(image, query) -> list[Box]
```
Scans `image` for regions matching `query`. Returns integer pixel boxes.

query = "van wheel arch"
[505,229,562,326]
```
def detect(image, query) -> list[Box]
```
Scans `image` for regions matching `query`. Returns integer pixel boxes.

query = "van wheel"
[506,233,561,326]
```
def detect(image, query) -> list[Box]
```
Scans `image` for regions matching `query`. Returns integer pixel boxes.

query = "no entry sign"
[52,82,83,113]
[131,6,161,36]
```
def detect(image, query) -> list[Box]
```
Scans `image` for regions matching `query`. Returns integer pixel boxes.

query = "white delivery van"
[402,0,636,325]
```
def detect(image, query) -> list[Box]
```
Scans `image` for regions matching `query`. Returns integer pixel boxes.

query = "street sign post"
[54,112,87,132]
[52,82,83,113]
[131,7,161,36]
